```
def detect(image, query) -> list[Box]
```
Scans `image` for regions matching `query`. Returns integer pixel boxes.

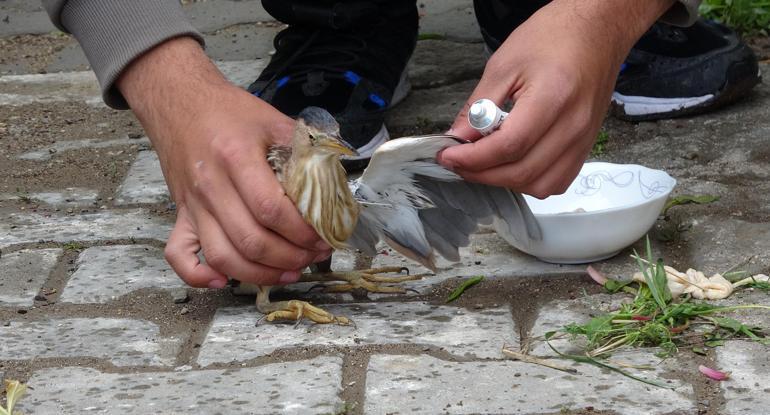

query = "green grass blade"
[544,332,675,389]
[446,276,484,303]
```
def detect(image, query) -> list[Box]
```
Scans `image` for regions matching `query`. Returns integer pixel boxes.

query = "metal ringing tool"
[467,99,508,136]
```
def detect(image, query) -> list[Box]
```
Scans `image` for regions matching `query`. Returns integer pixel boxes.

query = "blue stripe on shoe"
[276,76,291,89]
[369,93,386,108]
[344,71,361,85]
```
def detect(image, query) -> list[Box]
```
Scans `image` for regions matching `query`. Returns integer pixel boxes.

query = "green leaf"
[417,33,446,40]
[663,194,719,214]
[604,279,633,294]
[591,130,609,157]
[711,316,744,332]
[705,339,725,347]
[445,276,484,303]
[692,347,708,355]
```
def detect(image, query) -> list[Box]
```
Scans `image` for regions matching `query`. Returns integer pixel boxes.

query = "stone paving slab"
[716,340,770,415]
[17,356,343,415]
[0,248,61,307]
[17,136,150,161]
[0,209,172,249]
[0,187,99,207]
[0,0,55,36]
[115,151,170,205]
[387,79,475,134]
[198,303,515,366]
[418,0,482,42]
[409,39,485,89]
[681,215,770,274]
[0,60,266,107]
[0,318,185,366]
[365,354,693,415]
[60,245,185,304]
[201,23,281,62]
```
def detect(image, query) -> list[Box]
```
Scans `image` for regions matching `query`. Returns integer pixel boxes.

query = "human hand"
[118,37,331,288]
[439,0,674,198]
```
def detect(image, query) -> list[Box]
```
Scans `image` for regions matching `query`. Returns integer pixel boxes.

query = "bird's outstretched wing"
[347,134,542,271]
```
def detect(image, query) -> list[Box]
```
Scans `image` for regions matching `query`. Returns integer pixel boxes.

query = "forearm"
[117,37,227,135]
[545,0,677,64]
[41,0,203,109]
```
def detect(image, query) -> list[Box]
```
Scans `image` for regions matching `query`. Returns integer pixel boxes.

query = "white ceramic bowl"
[514,162,676,264]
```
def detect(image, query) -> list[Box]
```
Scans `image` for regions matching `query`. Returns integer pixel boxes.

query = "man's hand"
[439,0,675,198]
[118,37,331,288]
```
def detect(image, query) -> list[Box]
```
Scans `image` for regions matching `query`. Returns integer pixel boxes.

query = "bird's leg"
[302,262,430,294]
[255,285,351,326]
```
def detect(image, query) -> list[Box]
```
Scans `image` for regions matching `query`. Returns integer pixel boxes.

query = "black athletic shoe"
[473,1,761,122]
[249,0,417,171]
[612,19,761,121]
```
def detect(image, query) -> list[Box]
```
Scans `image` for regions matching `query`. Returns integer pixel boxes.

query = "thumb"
[446,77,509,141]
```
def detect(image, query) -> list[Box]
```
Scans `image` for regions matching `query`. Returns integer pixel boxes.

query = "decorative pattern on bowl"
[515,162,676,264]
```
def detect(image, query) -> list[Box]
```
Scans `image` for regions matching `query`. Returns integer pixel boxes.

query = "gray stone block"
[184,0,273,32]
[18,356,343,414]
[409,39,485,89]
[198,303,515,366]
[0,188,99,207]
[0,60,265,108]
[365,354,694,414]
[0,1,55,36]
[17,136,150,161]
[418,0,482,42]
[0,209,173,249]
[114,151,170,205]
[0,248,62,307]
[0,318,185,366]
[60,245,186,304]
[717,340,770,415]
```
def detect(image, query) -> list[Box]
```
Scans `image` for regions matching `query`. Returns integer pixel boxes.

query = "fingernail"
[279,270,301,284]
[207,279,227,289]
[314,250,332,263]
[315,240,331,251]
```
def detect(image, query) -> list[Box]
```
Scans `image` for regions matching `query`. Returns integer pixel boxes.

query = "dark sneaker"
[612,19,761,121]
[250,0,417,171]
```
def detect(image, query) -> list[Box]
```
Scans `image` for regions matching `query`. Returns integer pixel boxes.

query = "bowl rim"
[527,162,677,218]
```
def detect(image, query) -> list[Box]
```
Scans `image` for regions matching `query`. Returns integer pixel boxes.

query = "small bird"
[244,106,541,325]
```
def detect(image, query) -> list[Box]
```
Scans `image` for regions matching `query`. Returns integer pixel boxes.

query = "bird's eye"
[308,133,315,142]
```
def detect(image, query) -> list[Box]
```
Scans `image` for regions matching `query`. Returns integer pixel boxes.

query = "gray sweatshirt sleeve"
[42,0,204,109]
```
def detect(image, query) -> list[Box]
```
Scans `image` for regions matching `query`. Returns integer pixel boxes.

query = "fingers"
[164,206,227,288]
[199,176,320,270]
[194,202,302,285]
[440,84,564,173]
[221,142,329,252]
[456,111,596,198]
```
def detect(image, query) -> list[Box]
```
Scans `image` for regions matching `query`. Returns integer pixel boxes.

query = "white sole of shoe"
[611,91,715,117]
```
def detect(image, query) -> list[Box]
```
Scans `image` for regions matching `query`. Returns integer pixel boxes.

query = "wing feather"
[347,134,541,267]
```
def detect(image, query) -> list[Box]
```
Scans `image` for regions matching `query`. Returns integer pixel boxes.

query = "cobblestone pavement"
[1,1,769,414]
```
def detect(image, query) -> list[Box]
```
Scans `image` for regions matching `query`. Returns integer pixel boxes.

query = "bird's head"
[296,107,358,157]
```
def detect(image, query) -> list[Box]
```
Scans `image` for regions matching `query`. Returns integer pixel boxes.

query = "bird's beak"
[323,134,359,157]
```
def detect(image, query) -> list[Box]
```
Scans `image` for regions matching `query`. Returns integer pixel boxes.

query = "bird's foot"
[306,267,430,293]
[259,299,352,326]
